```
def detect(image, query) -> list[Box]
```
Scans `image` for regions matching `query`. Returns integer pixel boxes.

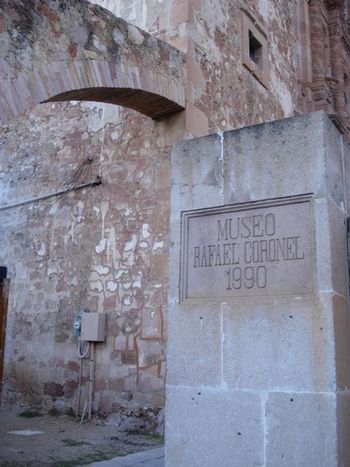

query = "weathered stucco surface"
[0,98,181,429]
[0,0,189,430]
[1,0,350,431]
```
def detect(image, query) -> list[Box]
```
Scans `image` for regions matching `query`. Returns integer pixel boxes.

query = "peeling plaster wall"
[0,0,308,428]
[0,0,185,428]
[0,100,181,428]
[98,0,300,136]
[182,0,299,135]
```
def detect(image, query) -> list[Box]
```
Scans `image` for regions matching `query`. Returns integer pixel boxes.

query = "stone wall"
[2,0,350,431]
[297,0,350,138]
[0,100,183,429]
[181,0,299,136]
[0,0,185,122]
[166,112,350,466]
[0,0,186,429]
[95,0,302,136]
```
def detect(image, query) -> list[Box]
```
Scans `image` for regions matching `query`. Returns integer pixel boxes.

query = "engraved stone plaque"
[180,195,314,300]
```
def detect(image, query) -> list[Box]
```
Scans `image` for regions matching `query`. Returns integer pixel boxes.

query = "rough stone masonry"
[1,0,350,435]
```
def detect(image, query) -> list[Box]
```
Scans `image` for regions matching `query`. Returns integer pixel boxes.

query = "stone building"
[1,0,350,431]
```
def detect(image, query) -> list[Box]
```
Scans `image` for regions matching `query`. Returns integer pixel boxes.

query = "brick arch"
[0,0,186,123]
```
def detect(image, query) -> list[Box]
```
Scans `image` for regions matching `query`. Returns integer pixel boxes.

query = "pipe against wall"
[88,342,95,420]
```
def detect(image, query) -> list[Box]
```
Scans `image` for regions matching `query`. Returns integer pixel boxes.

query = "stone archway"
[0,0,187,422]
[0,0,186,123]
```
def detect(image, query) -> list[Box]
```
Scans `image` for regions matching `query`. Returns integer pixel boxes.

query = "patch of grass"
[0,462,25,466]
[65,407,75,417]
[18,409,42,418]
[50,461,80,467]
[61,439,91,447]
[124,429,163,440]
[48,407,61,416]
[52,449,127,467]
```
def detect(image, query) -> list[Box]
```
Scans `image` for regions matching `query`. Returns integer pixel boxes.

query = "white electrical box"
[81,313,106,342]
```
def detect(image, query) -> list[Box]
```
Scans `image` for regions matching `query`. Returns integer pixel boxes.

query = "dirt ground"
[0,404,164,466]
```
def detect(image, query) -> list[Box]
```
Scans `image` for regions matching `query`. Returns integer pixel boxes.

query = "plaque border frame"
[179,193,315,302]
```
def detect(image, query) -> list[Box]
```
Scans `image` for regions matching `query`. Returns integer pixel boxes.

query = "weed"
[52,449,127,467]
[18,410,42,418]
[65,407,75,417]
[48,407,61,417]
[61,439,91,447]
[0,462,25,466]
[124,429,163,440]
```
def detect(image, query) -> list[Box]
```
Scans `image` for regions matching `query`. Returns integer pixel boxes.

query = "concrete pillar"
[165,112,350,467]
